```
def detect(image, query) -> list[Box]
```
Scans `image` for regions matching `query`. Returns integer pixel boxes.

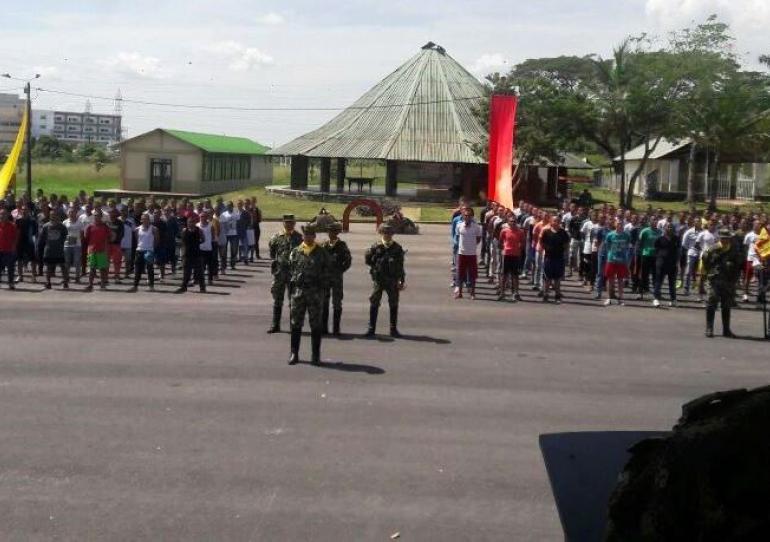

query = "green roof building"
[119,128,272,196]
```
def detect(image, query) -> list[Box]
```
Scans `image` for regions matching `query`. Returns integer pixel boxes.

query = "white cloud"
[472,53,509,75]
[100,52,167,79]
[255,12,285,25]
[207,41,274,71]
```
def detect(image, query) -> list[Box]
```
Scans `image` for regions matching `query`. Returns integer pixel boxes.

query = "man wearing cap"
[365,223,406,338]
[321,222,352,335]
[702,228,742,337]
[287,224,330,365]
[267,214,303,333]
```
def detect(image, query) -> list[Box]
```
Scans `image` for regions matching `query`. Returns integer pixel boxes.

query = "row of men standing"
[266,215,407,365]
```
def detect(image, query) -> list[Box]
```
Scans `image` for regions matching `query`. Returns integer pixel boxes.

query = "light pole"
[2,73,40,198]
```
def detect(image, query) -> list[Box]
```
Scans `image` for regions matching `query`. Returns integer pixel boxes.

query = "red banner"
[487,94,517,210]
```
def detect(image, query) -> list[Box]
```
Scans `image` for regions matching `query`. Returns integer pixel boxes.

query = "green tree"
[669,16,770,207]
[32,135,74,161]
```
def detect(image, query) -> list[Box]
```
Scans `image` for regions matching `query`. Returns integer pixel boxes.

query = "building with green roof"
[119,128,272,195]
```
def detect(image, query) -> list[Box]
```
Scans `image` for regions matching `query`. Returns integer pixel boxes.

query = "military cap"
[718,228,733,239]
[302,224,317,235]
[328,222,342,232]
[282,214,296,222]
[379,223,394,234]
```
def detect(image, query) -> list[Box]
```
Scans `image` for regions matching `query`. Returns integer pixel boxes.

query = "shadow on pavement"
[396,334,451,344]
[298,360,385,374]
[539,431,669,542]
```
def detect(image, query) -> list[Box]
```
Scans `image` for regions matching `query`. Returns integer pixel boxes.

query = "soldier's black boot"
[365,304,379,337]
[722,307,736,338]
[705,307,716,338]
[311,330,322,365]
[288,328,301,365]
[267,306,282,334]
[321,302,330,336]
[332,308,342,336]
[389,306,401,338]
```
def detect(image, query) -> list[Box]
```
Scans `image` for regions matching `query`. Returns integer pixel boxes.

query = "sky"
[2,0,768,147]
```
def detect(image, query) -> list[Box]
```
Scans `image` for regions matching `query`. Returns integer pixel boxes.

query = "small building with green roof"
[119,128,272,195]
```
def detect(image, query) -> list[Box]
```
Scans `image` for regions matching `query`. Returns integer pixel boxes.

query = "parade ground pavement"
[0,223,767,541]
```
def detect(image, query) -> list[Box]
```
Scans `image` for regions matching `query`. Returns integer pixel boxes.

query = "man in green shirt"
[636,220,660,301]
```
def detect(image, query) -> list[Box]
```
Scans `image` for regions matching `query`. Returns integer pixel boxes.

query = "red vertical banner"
[487,94,517,210]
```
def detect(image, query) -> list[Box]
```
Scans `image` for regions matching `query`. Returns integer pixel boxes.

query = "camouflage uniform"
[267,227,302,332]
[288,233,330,365]
[702,232,741,337]
[322,232,352,335]
[365,231,406,337]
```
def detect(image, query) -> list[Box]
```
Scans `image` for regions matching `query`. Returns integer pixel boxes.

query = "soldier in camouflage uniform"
[288,224,331,365]
[702,228,742,338]
[365,224,406,338]
[267,214,303,334]
[321,222,352,336]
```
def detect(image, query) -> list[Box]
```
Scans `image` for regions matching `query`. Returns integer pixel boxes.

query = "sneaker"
[653,299,661,308]
[62,283,69,290]
[470,294,476,300]
[148,286,155,292]
[532,285,540,291]
[554,295,562,305]
[536,290,544,298]
[618,300,625,306]
[45,282,52,289]
[127,286,138,292]
[542,295,549,303]
[84,285,93,292]
[514,293,522,301]
[604,298,613,306]
[636,294,644,301]
[497,294,505,301]
[593,292,601,300]
[454,291,463,299]
[742,294,749,302]
[669,301,677,307]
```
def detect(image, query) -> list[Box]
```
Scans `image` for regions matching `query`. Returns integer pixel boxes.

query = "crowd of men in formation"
[0,189,263,292]
[0,189,408,364]
[451,193,770,337]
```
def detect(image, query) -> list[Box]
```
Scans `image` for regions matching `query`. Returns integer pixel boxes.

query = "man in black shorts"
[541,215,570,303]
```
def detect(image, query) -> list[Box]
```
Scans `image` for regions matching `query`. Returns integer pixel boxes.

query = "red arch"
[342,198,383,233]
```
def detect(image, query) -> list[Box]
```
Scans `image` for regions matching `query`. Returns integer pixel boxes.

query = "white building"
[31,109,122,146]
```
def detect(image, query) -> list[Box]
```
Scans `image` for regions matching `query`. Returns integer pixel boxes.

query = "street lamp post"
[2,73,40,198]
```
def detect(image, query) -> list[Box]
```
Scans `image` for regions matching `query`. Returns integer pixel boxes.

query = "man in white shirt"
[742,219,762,302]
[681,217,702,296]
[694,219,717,301]
[455,208,482,300]
[63,207,85,283]
[219,201,239,270]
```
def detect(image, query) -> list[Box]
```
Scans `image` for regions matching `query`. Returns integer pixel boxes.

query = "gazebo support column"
[290,155,309,190]
[385,160,398,197]
[320,158,331,193]
[336,158,346,192]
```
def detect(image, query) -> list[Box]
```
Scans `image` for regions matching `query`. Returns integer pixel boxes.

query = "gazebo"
[268,42,488,201]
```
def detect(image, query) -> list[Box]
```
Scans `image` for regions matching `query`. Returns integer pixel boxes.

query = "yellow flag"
[0,106,28,195]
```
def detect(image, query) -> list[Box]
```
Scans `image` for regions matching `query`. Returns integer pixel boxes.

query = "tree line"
[475,16,770,209]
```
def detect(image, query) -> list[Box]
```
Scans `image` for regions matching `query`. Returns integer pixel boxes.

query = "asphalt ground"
[0,223,767,541]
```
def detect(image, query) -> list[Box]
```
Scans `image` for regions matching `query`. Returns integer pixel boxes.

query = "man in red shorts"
[603,218,631,306]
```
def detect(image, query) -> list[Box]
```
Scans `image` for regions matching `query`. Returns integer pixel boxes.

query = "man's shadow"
[296,360,385,374]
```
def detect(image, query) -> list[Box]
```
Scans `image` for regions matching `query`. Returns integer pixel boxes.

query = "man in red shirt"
[0,208,18,289]
[498,214,526,301]
[83,210,112,291]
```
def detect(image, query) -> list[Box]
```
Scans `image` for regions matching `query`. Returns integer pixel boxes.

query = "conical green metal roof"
[268,43,487,164]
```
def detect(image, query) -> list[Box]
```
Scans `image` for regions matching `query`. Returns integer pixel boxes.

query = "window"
[40,114,47,120]
[99,118,113,125]
[40,124,47,129]
[67,115,81,123]
[53,125,64,131]
[85,116,97,123]
[67,126,79,132]
[202,153,251,182]
[99,127,110,133]
[99,136,109,141]
[54,115,64,122]
[84,126,96,133]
